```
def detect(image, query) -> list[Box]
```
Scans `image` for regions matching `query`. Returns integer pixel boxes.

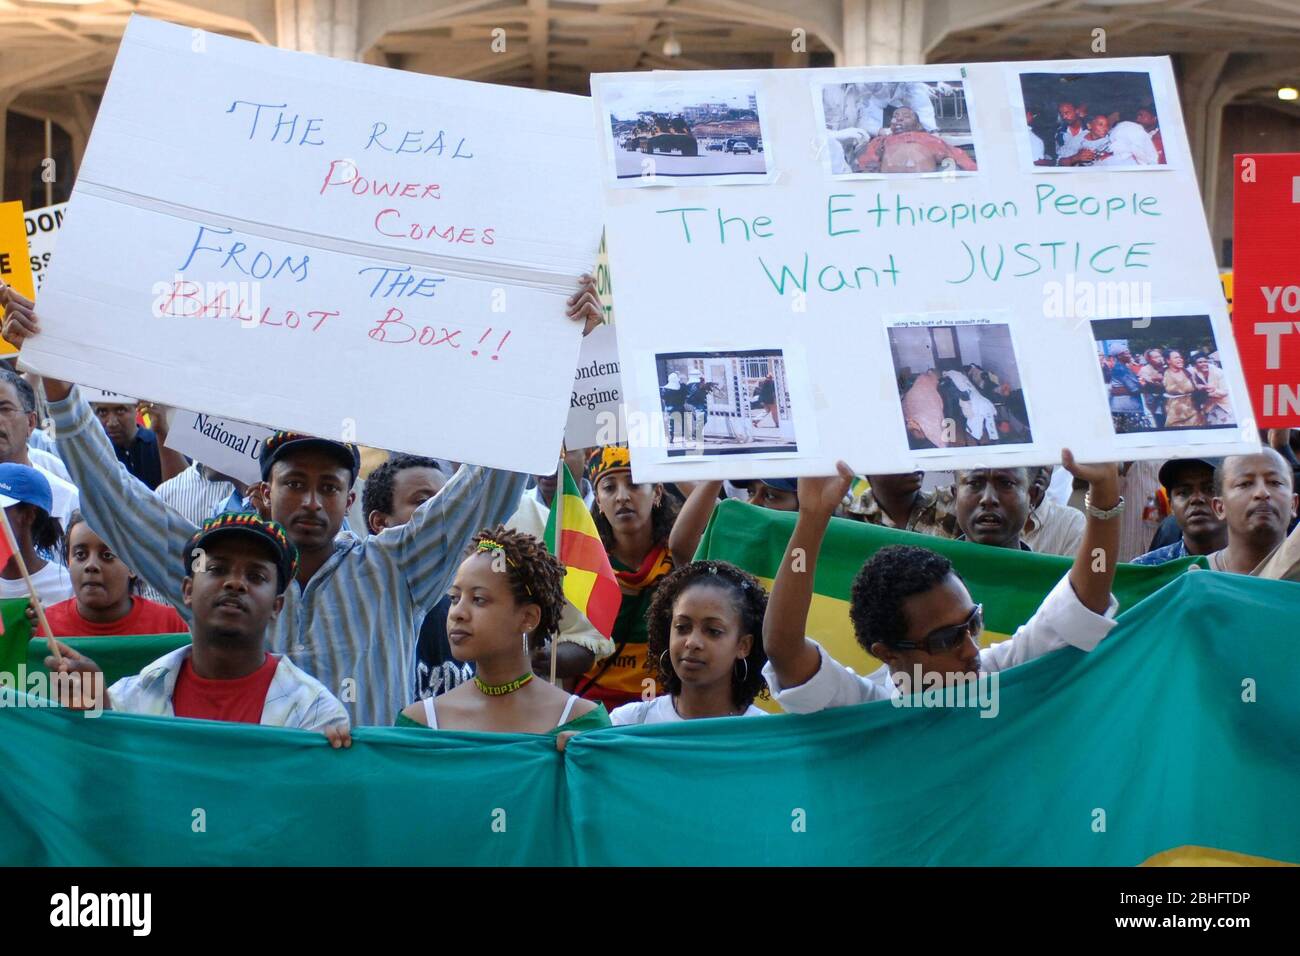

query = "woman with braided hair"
[610,560,769,725]
[397,525,610,736]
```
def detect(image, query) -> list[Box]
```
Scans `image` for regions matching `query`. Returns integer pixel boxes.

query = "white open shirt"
[761,574,1119,713]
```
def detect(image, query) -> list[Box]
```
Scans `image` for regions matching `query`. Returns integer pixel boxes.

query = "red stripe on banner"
[585,573,622,638]
[559,528,611,574]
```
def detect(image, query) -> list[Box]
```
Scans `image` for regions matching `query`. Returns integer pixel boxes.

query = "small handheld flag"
[543,463,621,641]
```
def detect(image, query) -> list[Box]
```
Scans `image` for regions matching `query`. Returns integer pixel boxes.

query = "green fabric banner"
[24,633,191,687]
[1,572,1297,866]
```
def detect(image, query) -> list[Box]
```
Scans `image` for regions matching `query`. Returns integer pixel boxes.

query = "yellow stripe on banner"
[1142,845,1295,866]
[750,578,1010,713]
[564,566,597,610]
[559,490,594,534]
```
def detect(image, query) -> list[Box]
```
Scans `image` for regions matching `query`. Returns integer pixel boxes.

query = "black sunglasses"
[891,604,983,654]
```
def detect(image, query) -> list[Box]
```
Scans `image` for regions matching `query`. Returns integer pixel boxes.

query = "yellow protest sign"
[1220,270,1232,314]
[0,201,35,356]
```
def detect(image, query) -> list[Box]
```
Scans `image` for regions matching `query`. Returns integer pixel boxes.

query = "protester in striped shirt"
[156,461,245,525]
[2,277,606,725]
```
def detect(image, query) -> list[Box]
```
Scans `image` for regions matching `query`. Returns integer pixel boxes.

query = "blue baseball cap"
[0,463,53,514]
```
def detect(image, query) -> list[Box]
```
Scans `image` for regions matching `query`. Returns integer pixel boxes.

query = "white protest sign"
[593,61,1259,481]
[78,386,136,405]
[24,202,67,293]
[22,15,602,475]
[165,411,273,485]
[565,321,621,450]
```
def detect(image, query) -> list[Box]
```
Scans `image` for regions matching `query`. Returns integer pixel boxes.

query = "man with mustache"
[44,512,351,746]
[2,277,604,725]
[953,467,1033,550]
[761,452,1121,711]
[1204,450,1298,575]
[1132,458,1226,565]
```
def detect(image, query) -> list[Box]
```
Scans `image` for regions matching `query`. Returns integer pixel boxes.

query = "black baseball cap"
[183,512,299,593]
[1158,457,1221,491]
[259,431,361,487]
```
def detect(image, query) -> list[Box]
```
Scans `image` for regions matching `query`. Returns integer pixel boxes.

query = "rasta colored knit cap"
[183,512,300,593]
[260,431,361,487]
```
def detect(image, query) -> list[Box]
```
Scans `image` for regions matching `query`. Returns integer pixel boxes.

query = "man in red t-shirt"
[45,513,350,746]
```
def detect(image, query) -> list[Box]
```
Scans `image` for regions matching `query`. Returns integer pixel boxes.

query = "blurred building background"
[3,0,1299,264]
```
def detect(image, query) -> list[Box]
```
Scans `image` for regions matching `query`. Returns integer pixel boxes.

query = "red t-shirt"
[44,596,189,637]
[172,654,279,724]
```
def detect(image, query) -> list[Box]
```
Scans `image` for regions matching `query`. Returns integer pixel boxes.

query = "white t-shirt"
[610,694,766,725]
[35,466,79,529]
[29,447,71,483]
[0,560,74,606]
[1056,124,1089,160]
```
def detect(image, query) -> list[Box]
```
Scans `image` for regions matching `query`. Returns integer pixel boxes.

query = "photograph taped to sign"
[1090,311,1246,448]
[645,346,812,463]
[601,79,774,186]
[1010,64,1176,173]
[882,313,1035,456]
[813,70,981,180]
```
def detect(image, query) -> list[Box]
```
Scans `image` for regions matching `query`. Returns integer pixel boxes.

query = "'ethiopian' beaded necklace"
[475,672,534,697]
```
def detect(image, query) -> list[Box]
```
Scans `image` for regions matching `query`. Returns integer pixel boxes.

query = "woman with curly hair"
[611,560,768,725]
[574,445,680,709]
[397,525,610,735]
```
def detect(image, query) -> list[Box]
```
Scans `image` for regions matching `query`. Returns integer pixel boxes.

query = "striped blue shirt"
[50,387,526,726]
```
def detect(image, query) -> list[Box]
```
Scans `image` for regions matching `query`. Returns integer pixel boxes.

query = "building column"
[0,93,11,201]
[275,0,362,60]
[841,0,925,66]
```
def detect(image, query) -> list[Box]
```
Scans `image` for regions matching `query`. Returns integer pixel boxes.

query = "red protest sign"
[1233,153,1300,426]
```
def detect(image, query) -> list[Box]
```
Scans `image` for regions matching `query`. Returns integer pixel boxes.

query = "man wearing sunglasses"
[761,450,1121,711]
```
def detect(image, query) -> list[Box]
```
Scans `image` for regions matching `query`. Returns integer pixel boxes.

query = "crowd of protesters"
[1,280,1297,750]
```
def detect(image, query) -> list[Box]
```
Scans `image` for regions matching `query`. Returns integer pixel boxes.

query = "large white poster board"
[593,61,1259,481]
[22,15,602,475]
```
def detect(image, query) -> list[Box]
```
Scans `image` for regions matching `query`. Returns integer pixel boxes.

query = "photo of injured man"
[886,320,1034,450]
[819,79,978,177]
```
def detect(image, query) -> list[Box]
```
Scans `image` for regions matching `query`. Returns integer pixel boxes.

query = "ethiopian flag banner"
[1,571,1297,865]
[693,499,1201,696]
[543,464,621,637]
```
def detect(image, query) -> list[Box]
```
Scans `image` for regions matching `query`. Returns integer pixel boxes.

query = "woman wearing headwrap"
[574,446,679,709]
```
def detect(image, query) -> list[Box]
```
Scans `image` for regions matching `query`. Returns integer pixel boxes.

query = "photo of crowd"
[819,78,977,176]
[1018,70,1168,169]
[655,348,798,457]
[886,321,1033,450]
[1092,316,1235,434]
[605,85,770,180]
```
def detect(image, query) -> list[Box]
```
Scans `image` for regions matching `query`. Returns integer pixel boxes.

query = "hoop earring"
[734,657,749,682]
[660,649,670,673]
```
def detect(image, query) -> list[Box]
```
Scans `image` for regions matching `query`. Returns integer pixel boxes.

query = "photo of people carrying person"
[887,320,1033,450]
[606,84,769,180]
[819,78,977,176]
[1019,70,1167,169]
[1091,315,1235,435]
[656,349,798,457]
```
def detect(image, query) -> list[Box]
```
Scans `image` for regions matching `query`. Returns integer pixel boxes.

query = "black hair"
[590,484,680,551]
[849,545,958,651]
[362,454,445,519]
[645,560,769,710]
[27,505,64,557]
[0,367,36,414]
[466,525,566,647]
[61,509,141,595]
